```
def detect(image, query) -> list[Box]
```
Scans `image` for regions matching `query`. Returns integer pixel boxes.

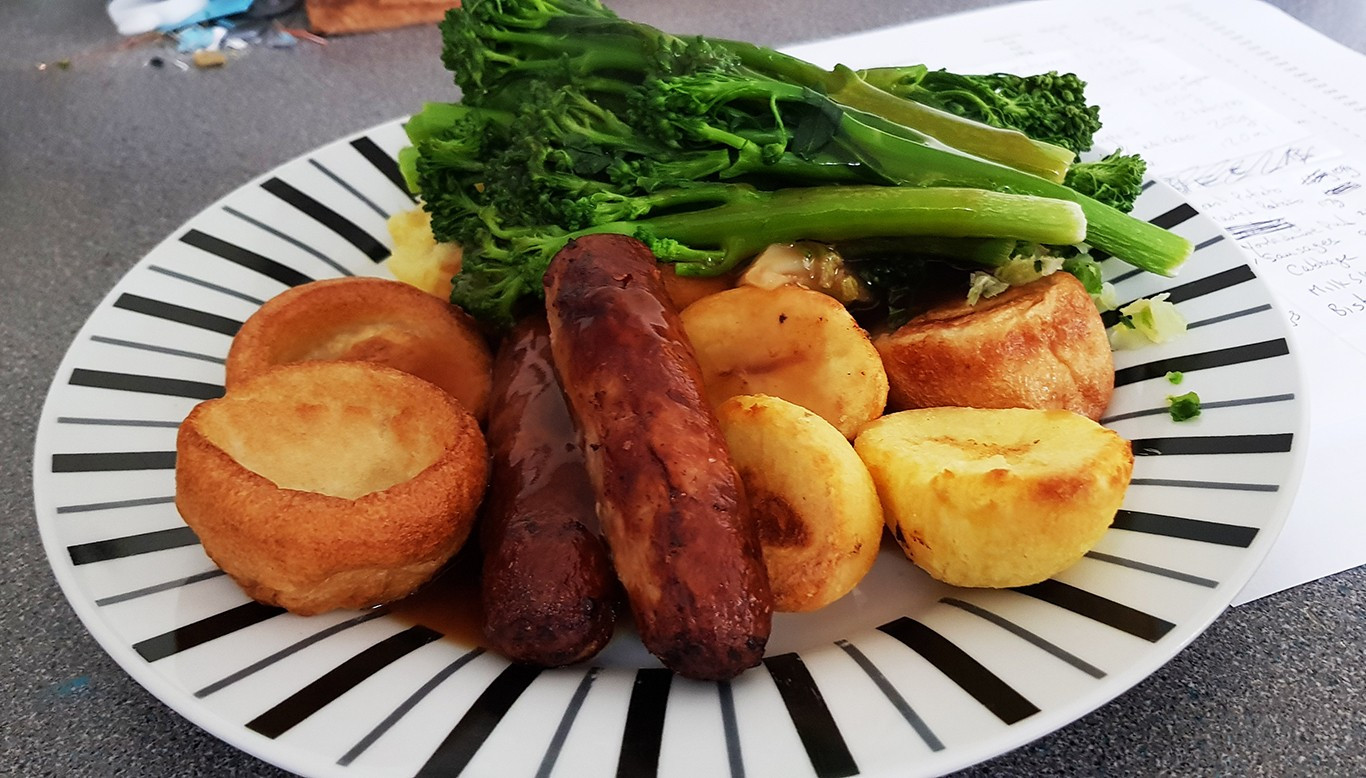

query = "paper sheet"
[785,0,1366,604]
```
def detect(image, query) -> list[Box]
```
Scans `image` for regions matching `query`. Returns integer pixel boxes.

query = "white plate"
[33,120,1307,778]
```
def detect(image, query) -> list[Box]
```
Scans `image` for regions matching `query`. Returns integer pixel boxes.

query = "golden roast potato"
[716,394,883,612]
[875,272,1114,421]
[226,276,493,421]
[681,284,888,438]
[175,361,488,615]
[854,406,1132,588]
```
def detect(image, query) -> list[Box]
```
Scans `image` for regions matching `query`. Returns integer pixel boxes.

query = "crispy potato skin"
[226,277,493,421]
[717,395,883,612]
[855,406,1132,588]
[175,361,488,615]
[545,234,772,681]
[479,317,617,667]
[681,284,888,438]
[875,272,1114,421]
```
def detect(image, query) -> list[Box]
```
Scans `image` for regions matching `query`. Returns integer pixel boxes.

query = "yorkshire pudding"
[226,276,493,420]
[175,361,488,615]
[875,272,1114,421]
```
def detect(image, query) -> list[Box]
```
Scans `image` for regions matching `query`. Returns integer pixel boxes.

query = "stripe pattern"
[31,124,1304,778]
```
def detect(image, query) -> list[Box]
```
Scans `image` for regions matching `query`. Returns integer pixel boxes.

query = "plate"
[33,120,1307,778]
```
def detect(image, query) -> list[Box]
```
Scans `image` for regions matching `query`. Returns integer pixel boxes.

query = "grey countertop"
[3,1,1365,776]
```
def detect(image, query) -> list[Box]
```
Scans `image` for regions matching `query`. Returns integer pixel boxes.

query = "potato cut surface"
[682,284,888,438]
[717,394,883,612]
[855,406,1133,588]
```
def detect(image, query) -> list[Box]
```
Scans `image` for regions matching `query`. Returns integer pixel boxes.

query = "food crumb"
[192,50,228,69]
[1166,391,1201,422]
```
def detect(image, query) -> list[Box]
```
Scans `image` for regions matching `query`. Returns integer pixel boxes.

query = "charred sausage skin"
[544,234,773,680]
[479,316,617,667]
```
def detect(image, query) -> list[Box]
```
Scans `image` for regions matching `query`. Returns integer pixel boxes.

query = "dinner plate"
[33,119,1307,778]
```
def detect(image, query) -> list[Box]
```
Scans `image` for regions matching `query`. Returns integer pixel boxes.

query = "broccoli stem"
[840,236,1018,267]
[823,66,1074,183]
[834,111,1191,275]
[715,41,1074,182]
[585,186,1086,275]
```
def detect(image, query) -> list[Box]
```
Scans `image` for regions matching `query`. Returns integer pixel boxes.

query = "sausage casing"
[544,234,773,680]
[479,316,617,666]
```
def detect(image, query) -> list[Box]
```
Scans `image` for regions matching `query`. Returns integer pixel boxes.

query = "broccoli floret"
[1064,150,1147,212]
[858,65,1101,155]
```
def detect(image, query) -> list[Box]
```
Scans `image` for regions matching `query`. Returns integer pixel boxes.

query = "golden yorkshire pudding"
[175,361,489,615]
[875,272,1114,421]
[226,276,493,421]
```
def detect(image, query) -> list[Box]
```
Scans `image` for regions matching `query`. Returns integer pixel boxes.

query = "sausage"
[479,316,617,667]
[543,234,773,680]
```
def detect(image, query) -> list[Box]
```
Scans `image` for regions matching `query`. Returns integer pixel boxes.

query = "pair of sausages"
[479,234,772,680]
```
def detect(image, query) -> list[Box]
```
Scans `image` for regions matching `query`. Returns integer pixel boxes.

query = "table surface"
[4,1,1366,776]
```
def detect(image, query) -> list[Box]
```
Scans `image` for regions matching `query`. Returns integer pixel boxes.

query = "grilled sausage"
[479,316,617,666]
[544,234,773,680]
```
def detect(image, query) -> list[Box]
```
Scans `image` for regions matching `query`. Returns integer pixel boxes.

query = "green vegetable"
[406,0,1194,326]
[857,65,1101,156]
[1166,370,1184,385]
[451,185,1087,325]
[829,109,1189,275]
[1062,254,1105,295]
[1063,150,1147,212]
[1167,391,1201,421]
[1108,293,1188,349]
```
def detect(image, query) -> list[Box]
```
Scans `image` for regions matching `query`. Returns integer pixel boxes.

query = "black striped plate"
[32,120,1306,778]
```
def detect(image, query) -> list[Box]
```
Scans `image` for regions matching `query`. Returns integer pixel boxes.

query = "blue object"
[159,0,253,31]
[174,24,218,51]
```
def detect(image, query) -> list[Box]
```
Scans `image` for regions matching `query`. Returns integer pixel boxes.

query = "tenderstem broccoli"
[404,0,1193,326]
[1063,150,1148,212]
[453,185,1087,325]
[857,65,1101,156]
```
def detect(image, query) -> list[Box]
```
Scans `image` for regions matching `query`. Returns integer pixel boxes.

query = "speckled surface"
[3,1,1365,776]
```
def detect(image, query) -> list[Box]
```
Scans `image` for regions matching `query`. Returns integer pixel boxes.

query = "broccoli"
[406,0,1193,326]
[440,0,1079,181]
[829,109,1190,276]
[858,65,1101,155]
[1063,150,1147,212]
[858,67,1147,211]
[452,185,1088,326]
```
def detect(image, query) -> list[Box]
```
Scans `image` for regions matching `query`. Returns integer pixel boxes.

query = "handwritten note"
[1178,153,1366,351]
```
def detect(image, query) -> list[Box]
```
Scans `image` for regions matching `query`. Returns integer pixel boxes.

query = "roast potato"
[875,272,1114,421]
[854,406,1132,588]
[681,284,888,438]
[226,276,493,421]
[175,361,488,615]
[717,394,883,612]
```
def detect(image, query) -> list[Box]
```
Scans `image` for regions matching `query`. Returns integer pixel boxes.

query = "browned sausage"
[479,316,617,667]
[543,234,772,680]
